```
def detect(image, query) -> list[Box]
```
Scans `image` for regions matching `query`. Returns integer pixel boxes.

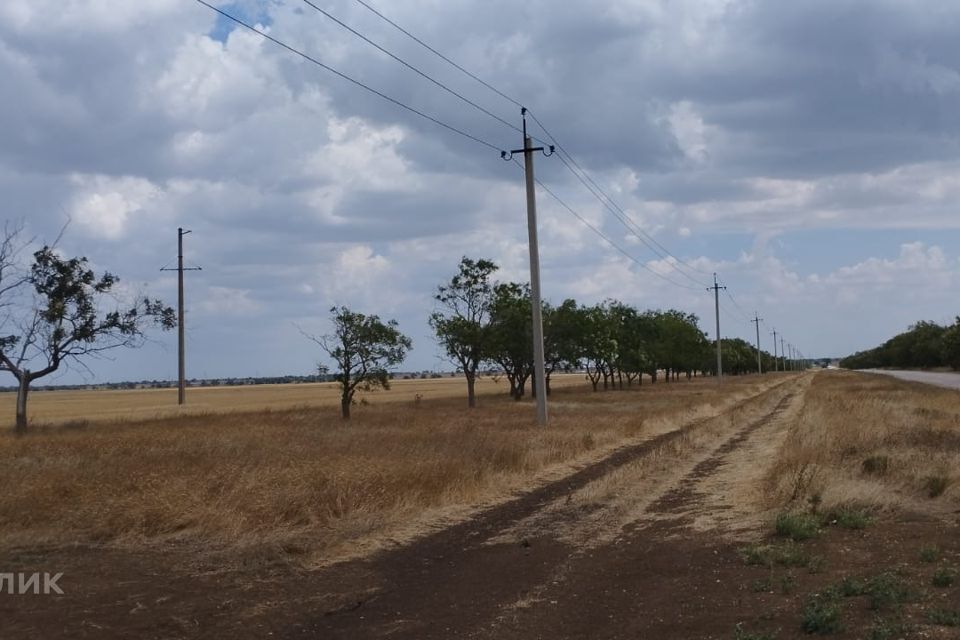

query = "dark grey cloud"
[2,0,960,382]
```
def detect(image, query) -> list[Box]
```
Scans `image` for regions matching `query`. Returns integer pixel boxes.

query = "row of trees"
[0,226,784,427]
[840,319,960,370]
[428,258,779,409]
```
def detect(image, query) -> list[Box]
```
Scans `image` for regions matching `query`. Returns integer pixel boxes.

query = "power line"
[527,109,712,284]
[299,0,521,135]
[722,287,753,323]
[552,152,709,289]
[193,0,506,153]
[512,160,700,292]
[351,0,524,108]
[345,0,708,288]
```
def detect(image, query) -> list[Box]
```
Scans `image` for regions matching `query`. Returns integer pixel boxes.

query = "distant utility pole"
[751,312,763,374]
[502,108,553,426]
[781,337,787,373]
[161,228,201,405]
[771,328,779,372]
[707,273,726,382]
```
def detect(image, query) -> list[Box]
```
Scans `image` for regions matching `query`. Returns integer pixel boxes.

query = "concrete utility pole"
[503,108,553,426]
[751,312,763,374]
[771,328,779,372]
[707,273,726,382]
[161,228,201,405]
[780,337,787,373]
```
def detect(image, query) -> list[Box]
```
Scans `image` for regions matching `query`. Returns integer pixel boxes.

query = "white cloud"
[69,174,162,240]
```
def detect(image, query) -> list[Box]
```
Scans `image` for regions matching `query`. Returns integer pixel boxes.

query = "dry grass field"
[0,373,777,566]
[764,369,958,514]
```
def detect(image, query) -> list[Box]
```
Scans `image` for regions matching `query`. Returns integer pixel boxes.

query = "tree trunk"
[16,373,30,434]
[466,371,477,408]
[340,392,351,420]
[545,372,552,396]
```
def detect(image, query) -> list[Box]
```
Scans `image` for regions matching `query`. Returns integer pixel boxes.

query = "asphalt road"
[864,369,960,390]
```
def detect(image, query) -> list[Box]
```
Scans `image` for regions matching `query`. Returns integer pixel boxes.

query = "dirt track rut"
[282,378,808,640]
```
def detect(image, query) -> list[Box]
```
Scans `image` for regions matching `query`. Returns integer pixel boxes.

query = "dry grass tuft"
[764,370,960,515]
[0,375,776,567]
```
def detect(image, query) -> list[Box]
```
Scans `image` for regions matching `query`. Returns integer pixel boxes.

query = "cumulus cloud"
[3,0,960,381]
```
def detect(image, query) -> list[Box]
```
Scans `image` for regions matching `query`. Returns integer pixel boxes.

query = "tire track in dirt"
[643,391,797,523]
[281,378,804,640]
[473,379,810,639]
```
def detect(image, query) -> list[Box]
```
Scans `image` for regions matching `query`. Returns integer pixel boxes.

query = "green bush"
[741,542,813,568]
[867,617,909,640]
[825,507,872,530]
[928,608,960,627]
[919,545,939,563]
[775,512,821,541]
[865,573,911,611]
[801,595,844,634]
[932,567,955,588]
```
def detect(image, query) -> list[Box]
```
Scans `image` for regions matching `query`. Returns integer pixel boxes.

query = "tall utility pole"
[707,273,726,382]
[751,312,763,374]
[503,108,553,426]
[771,328,779,372]
[780,337,787,373]
[161,228,201,405]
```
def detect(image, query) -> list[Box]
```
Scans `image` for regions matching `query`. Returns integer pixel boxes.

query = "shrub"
[928,608,960,627]
[801,594,843,634]
[837,576,867,597]
[775,512,821,541]
[741,543,813,568]
[919,545,939,563]
[865,573,911,611]
[932,567,955,588]
[825,506,872,530]
[867,617,909,640]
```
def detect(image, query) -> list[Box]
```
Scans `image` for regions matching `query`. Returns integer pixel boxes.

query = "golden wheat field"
[0,373,586,425]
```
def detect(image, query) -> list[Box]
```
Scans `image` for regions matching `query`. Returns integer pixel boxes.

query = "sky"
[2,0,960,384]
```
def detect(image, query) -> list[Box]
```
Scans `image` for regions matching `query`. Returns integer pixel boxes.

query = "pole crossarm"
[707,273,726,383]
[750,312,763,374]
[159,228,201,406]
[503,107,553,425]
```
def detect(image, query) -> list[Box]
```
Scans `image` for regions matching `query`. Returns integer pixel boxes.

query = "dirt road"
[4,372,958,639]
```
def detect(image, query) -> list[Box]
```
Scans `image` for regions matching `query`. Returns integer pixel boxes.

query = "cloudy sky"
[3,0,960,384]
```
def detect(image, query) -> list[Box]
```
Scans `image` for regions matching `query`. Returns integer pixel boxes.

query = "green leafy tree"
[308,306,411,419]
[942,318,960,371]
[0,246,175,433]
[543,299,585,394]
[486,282,533,400]
[429,257,497,408]
[581,303,617,392]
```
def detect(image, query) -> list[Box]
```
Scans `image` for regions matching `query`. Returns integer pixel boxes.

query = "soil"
[3,377,959,639]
